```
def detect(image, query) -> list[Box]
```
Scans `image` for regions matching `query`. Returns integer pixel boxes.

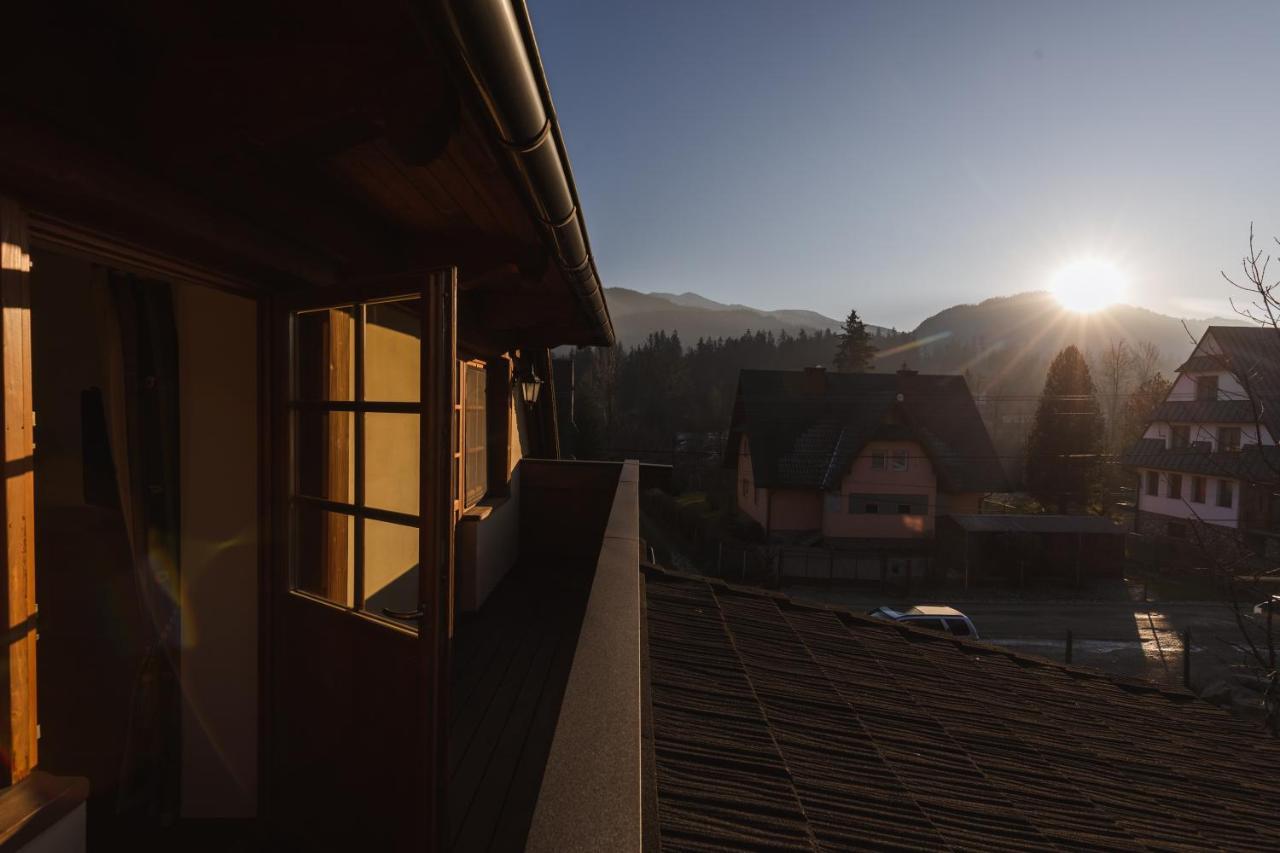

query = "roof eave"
[435,0,615,347]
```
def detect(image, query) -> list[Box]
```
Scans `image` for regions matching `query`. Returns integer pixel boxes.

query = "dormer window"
[1195,375,1219,401]
[1218,426,1241,452]
[871,450,885,470]
[1170,425,1189,449]
[890,449,909,472]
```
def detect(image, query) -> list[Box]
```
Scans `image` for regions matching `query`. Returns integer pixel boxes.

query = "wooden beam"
[421,268,457,851]
[0,116,336,289]
[0,198,37,784]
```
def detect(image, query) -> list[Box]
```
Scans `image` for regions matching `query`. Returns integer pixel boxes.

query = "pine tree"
[833,309,877,372]
[1025,345,1105,513]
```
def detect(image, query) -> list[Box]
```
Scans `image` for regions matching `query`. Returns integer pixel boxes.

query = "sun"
[1049,258,1127,313]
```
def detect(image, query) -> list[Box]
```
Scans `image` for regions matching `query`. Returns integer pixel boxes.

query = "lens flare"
[1050,258,1126,313]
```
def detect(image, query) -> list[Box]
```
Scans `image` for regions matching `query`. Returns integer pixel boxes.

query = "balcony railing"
[448,459,642,852]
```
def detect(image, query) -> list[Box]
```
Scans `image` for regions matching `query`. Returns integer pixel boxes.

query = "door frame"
[266,269,456,849]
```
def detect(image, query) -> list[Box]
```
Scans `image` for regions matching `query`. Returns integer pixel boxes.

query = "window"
[1170,425,1190,449]
[1196,374,1219,401]
[463,364,488,507]
[290,297,424,618]
[1168,474,1182,500]
[870,450,885,470]
[850,494,927,515]
[1145,471,1159,497]
[1191,476,1206,503]
[945,618,971,637]
[1217,479,1234,509]
[1218,426,1241,452]
[890,449,909,471]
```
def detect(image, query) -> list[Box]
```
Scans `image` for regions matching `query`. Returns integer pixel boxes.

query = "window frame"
[462,361,488,509]
[1168,473,1182,500]
[849,493,927,515]
[870,450,886,470]
[1170,424,1190,449]
[1145,470,1159,497]
[1191,476,1206,503]
[1196,374,1219,401]
[1217,479,1234,509]
[1218,426,1241,452]
[286,295,428,619]
[889,449,909,472]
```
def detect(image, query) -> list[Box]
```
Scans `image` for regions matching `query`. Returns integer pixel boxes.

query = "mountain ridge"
[604,286,1247,381]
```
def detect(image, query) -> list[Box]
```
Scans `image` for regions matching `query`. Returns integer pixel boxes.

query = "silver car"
[867,605,980,639]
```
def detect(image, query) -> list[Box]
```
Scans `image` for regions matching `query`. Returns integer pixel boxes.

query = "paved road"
[959,601,1246,688]
[784,588,1259,689]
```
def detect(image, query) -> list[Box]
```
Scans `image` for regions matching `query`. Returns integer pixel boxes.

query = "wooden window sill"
[0,772,89,851]
[460,493,512,522]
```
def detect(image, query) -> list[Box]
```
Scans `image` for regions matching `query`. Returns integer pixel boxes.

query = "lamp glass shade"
[520,376,543,405]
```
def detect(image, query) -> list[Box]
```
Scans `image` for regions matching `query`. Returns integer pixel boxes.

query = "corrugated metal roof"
[1122,437,1280,481]
[1150,399,1259,424]
[947,513,1123,534]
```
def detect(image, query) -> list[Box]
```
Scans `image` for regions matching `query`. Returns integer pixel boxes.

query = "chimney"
[802,365,827,394]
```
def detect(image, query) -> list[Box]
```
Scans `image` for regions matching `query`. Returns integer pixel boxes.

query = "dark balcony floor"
[446,558,595,852]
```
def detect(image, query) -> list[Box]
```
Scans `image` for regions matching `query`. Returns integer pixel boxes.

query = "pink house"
[727,366,1006,567]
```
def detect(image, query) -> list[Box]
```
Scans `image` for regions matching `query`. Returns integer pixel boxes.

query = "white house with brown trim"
[1124,326,1280,554]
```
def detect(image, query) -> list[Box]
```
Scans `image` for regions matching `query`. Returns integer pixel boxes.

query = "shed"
[939,514,1127,587]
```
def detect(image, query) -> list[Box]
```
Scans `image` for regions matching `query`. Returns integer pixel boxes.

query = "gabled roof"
[726,369,1008,493]
[1124,326,1280,475]
[1183,326,1280,434]
[644,566,1280,851]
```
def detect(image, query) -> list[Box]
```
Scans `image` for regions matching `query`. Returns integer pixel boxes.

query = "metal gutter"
[439,0,616,347]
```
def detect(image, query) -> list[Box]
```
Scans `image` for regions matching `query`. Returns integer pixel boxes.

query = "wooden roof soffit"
[432,0,615,347]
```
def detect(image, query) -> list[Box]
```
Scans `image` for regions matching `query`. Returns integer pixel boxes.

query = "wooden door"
[269,270,455,851]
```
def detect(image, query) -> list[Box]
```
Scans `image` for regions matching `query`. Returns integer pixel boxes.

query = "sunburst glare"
[1049,258,1127,313]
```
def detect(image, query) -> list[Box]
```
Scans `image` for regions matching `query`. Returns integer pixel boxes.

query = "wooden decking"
[446,558,595,852]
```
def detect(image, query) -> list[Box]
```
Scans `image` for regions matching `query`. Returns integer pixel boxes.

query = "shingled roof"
[725,368,1008,493]
[1176,326,1280,435]
[644,566,1280,851]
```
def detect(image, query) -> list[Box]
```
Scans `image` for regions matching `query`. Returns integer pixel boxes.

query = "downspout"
[438,0,615,346]
[766,490,773,542]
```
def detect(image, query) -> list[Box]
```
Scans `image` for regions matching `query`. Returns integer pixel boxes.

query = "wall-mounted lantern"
[515,363,543,405]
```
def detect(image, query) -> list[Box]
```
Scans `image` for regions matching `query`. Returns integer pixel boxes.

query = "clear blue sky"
[530,0,1280,330]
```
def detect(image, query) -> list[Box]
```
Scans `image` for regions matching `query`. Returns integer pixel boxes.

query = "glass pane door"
[289,296,424,623]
